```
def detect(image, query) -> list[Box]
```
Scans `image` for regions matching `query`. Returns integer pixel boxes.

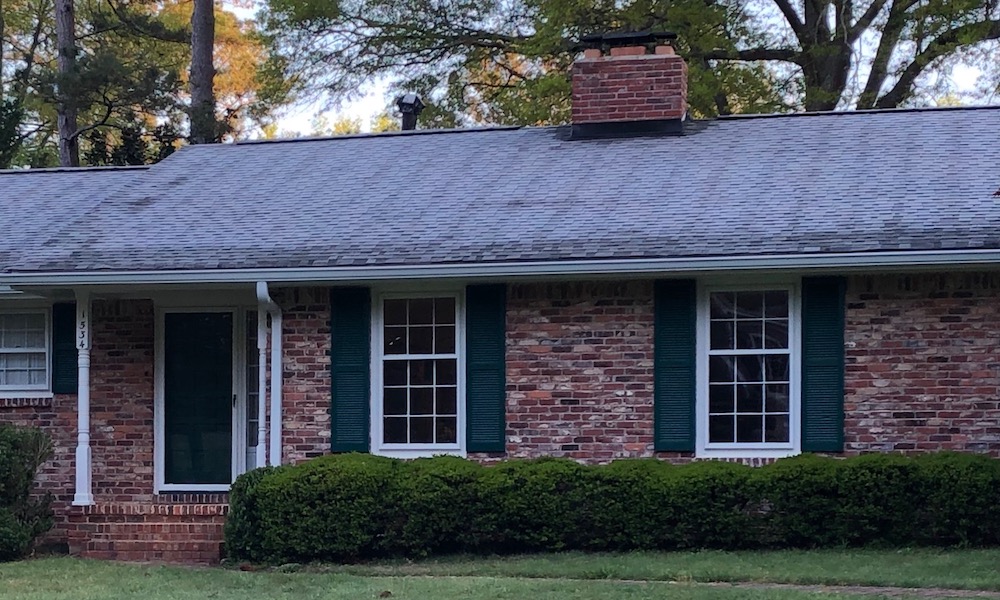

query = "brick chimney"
[571,31,688,138]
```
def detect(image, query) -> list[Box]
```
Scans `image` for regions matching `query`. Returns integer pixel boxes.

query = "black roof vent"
[396,94,426,131]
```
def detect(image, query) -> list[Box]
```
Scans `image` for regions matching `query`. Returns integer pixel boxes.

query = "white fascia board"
[2,249,1000,287]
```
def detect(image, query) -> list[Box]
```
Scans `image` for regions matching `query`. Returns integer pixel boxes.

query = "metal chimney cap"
[579,30,677,50]
[396,93,426,115]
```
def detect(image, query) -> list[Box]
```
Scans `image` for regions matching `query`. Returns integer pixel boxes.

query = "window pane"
[710,292,735,319]
[737,415,764,443]
[436,387,457,415]
[384,300,408,325]
[436,359,457,385]
[384,417,408,443]
[764,320,789,349]
[409,299,434,325]
[384,388,407,415]
[710,321,734,350]
[434,298,456,325]
[709,385,733,414]
[709,356,734,383]
[765,355,790,382]
[409,326,433,354]
[384,327,407,355]
[765,415,790,443]
[766,384,790,412]
[736,320,763,349]
[384,361,407,386]
[764,291,789,318]
[736,384,763,413]
[736,292,764,319]
[435,326,456,353]
[709,415,734,443]
[409,360,434,385]
[410,387,433,415]
[736,355,763,382]
[436,417,457,443]
[410,417,434,443]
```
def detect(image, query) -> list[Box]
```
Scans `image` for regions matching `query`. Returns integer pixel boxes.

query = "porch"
[2,285,332,562]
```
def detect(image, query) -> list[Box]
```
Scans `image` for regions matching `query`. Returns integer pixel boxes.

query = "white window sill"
[374,448,467,459]
[0,391,54,400]
[696,447,800,460]
[156,483,232,493]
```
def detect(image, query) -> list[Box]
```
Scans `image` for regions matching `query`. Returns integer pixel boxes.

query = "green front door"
[164,312,234,485]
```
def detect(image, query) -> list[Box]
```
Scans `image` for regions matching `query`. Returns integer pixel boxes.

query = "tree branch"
[771,0,807,38]
[701,48,803,63]
[875,18,1000,108]
[849,0,892,43]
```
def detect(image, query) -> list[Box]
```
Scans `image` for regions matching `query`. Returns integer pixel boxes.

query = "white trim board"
[4,248,1000,287]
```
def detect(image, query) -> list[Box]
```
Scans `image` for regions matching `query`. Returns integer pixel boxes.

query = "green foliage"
[227,452,1000,564]
[913,452,1000,546]
[263,0,1000,121]
[0,425,53,561]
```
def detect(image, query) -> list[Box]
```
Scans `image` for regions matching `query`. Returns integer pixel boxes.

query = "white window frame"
[370,288,466,458]
[0,308,52,397]
[154,306,254,493]
[696,279,801,459]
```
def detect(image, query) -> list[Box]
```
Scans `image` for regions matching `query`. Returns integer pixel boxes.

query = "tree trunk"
[55,0,79,166]
[189,0,216,144]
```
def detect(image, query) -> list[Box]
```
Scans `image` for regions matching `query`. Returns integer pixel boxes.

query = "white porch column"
[255,308,268,469]
[72,291,94,506]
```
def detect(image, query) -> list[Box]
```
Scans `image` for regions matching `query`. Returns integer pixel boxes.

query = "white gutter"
[4,249,1000,287]
[255,282,283,467]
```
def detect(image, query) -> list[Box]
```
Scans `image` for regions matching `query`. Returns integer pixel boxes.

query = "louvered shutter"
[653,279,697,451]
[801,276,847,452]
[329,287,371,452]
[465,284,507,452]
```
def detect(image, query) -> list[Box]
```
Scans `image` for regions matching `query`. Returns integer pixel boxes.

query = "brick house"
[1,33,999,562]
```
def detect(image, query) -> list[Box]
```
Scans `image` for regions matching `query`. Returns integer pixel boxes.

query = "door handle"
[232,394,237,408]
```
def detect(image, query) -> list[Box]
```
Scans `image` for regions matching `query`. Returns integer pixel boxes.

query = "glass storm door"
[163,312,234,485]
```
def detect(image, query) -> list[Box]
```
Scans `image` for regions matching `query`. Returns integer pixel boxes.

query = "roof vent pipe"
[396,93,426,130]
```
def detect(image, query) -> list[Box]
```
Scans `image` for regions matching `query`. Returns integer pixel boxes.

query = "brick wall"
[496,281,660,462]
[276,287,332,463]
[844,273,1000,455]
[571,46,688,124]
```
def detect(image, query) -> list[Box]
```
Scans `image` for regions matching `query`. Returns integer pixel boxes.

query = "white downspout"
[254,306,267,470]
[255,282,283,466]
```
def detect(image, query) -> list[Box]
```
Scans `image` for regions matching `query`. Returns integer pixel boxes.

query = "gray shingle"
[0,166,147,269]
[3,107,999,273]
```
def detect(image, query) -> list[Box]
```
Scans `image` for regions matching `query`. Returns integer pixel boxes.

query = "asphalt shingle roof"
[0,166,146,270]
[2,107,999,273]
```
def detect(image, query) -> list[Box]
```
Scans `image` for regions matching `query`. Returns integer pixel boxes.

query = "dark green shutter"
[801,276,847,452]
[653,279,697,451]
[51,303,77,394]
[465,284,506,452]
[330,287,371,452]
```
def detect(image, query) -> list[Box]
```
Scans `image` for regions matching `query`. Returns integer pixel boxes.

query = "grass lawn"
[3,550,1000,600]
[328,548,1000,591]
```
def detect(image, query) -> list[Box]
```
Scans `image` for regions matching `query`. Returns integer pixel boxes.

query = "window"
[373,293,463,456]
[699,285,799,457]
[0,312,49,392]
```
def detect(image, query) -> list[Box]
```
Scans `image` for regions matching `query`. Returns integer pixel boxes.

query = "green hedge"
[0,425,53,561]
[225,452,1000,563]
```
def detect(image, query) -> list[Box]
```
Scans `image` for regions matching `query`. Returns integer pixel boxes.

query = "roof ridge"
[234,125,525,146]
[716,104,1000,121]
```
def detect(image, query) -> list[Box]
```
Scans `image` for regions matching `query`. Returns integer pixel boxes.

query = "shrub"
[0,425,53,561]
[395,456,482,556]
[913,452,1000,546]
[253,453,401,562]
[753,454,843,547]
[223,465,276,562]
[225,451,1000,563]
[473,458,587,553]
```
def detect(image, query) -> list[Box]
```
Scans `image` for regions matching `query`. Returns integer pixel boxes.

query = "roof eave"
[3,249,1000,288]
